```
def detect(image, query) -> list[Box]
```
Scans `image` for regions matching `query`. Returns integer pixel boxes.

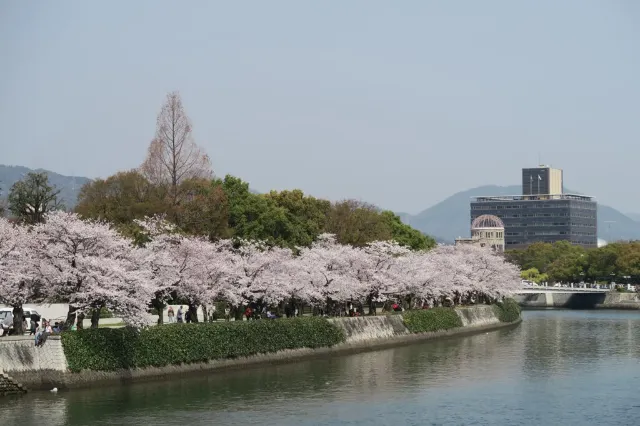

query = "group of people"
[0,311,58,347]
[34,319,54,347]
[164,304,284,323]
[166,305,193,323]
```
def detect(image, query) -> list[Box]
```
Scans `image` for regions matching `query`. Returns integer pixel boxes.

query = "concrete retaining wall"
[0,305,520,392]
[0,372,28,395]
[0,336,67,373]
[514,291,640,309]
[456,305,500,327]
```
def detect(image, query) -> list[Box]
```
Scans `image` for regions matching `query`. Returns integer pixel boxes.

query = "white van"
[0,307,42,334]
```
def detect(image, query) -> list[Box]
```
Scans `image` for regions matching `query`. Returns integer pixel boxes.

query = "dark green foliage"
[380,211,436,251]
[492,299,521,323]
[402,308,463,333]
[61,317,345,372]
[8,172,62,224]
[98,307,114,319]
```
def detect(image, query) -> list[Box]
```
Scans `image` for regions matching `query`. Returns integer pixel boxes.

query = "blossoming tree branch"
[0,211,521,331]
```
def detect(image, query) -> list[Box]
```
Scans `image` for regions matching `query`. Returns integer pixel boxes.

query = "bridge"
[516,287,608,294]
[513,286,616,309]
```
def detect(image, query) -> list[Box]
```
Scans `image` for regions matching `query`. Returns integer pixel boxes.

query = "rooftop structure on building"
[469,166,598,249]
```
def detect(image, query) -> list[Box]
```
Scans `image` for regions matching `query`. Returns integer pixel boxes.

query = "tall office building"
[470,166,597,249]
[522,165,563,196]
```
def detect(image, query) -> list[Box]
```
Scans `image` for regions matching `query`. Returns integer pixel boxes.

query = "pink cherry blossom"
[1,212,522,325]
[32,211,154,327]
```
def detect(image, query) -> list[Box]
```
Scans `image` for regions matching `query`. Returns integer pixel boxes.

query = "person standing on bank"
[177,306,184,323]
[167,306,175,323]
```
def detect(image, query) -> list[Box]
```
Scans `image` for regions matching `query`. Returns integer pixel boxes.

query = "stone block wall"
[456,305,501,327]
[0,336,67,373]
[330,305,502,344]
[0,372,28,395]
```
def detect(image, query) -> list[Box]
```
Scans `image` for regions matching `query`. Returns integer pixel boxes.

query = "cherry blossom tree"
[33,211,154,329]
[137,216,242,322]
[4,208,522,327]
[172,236,241,322]
[361,240,411,314]
[134,216,182,324]
[236,241,292,305]
[293,234,370,315]
[0,217,42,334]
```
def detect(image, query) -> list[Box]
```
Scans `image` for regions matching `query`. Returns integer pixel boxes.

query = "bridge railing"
[516,287,609,293]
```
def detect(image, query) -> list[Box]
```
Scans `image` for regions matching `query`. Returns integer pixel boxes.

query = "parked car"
[0,307,41,335]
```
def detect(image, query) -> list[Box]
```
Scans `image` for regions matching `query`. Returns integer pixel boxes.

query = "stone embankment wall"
[0,335,68,392]
[514,291,640,309]
[0,372,28,395]
[0,305,519,392]
[330,305,502,347]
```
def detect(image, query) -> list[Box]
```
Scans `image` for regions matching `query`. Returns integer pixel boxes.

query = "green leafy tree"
[264,189,331,248]
[75,170,169,226]
[616,242,640,277]
[546,253,587,283]
[0,180,5,216]
[218,175,294,247]
[175,178,230,240]
[586,243,621,281]
[8,172,62,224]
[520,267,548,283]
[380,211,436,251]
[325,200,393,247]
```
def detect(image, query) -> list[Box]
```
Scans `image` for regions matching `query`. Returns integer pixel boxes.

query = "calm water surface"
[3,310,640,426]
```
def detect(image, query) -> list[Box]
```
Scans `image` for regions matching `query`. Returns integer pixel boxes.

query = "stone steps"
[0,371,28,395]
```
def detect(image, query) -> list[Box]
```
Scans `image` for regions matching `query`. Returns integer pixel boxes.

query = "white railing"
[516,287,608,294]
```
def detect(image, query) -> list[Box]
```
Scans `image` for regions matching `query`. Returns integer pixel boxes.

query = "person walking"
[177,306,184,323]
[167,306,175,323]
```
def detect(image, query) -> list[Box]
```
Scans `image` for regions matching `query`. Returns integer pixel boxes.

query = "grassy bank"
[492,298,521,323]
[401,307,463,333]
[402,299,521,334]
[61,317,345,373]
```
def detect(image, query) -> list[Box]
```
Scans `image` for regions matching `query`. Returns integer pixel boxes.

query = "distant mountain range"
[0,165,90,209]
[2,165,639,242]
[398,185,640,243]
[627,213,640,222]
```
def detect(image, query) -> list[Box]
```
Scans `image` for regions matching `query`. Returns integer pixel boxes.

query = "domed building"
[455,214,505,252]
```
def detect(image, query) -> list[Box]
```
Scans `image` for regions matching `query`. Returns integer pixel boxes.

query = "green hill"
[400,185,640,243]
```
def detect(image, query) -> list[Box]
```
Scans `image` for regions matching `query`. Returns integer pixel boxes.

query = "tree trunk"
[234,305,244,321]
[202,305,208,323]
[65,305,78,330]
[12,305,24,335]
[76,312,85,330]
[188,304,199,323]
[90,308,100,329]
[152,297,165,325]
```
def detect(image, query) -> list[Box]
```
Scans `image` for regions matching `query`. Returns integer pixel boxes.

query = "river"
[2,309,640,426]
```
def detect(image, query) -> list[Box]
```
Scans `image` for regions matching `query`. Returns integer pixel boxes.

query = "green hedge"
[61,317,345,373]
[493,298,521,323]
[402,308,463,333]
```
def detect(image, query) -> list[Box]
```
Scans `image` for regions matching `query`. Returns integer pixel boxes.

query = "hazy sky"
[1,1,639,214]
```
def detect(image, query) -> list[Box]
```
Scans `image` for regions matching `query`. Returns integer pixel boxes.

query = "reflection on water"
[3,310,640,425]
